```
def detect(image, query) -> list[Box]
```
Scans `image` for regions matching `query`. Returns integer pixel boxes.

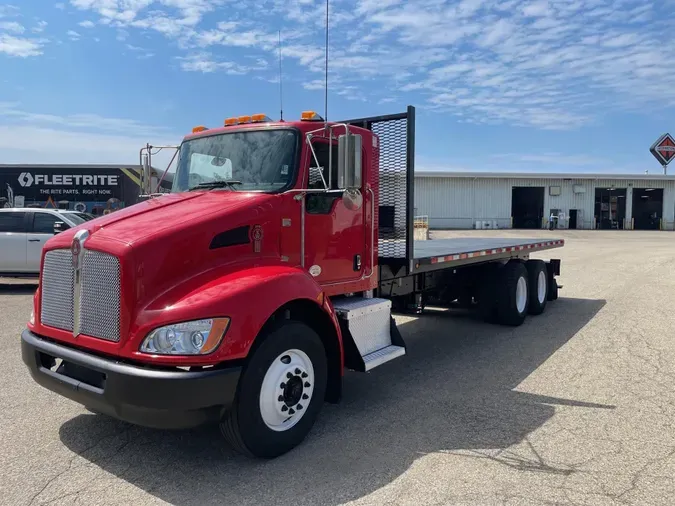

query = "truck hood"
[89,191,272,246]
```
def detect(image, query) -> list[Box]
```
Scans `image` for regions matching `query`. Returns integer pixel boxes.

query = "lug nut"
[301,372,308,378]
[287,372,293,379]
[281,405,288,412]
[278,395,284,402]
[302,394,309,400]
[297,404,303,410]
[295,368,301,375]
[280,382,286,389]
[304,382,311,388]
[288,408,295,415]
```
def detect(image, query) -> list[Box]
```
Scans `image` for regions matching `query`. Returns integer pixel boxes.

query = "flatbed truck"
[21,106,564,458]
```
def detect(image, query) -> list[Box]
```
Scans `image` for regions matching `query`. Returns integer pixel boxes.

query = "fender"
[128,265,343,367]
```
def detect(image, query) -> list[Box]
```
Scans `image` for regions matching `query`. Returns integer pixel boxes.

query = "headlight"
[139,318,230,355]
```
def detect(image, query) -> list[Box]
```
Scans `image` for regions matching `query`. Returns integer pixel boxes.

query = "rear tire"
[495,261,529,326]
[526,260,548,315]
[220,320,327,459]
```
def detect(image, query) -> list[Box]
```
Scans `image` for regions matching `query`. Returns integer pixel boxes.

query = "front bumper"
[21,329,241,429]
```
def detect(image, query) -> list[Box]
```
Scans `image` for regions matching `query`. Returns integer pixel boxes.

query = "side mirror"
[337,133,362,189]
[53,221,68,234]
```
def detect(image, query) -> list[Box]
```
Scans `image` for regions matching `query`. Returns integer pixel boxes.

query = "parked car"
[0,208,90,277]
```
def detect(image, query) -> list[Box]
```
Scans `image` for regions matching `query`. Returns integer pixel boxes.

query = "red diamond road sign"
[650,133,675,166]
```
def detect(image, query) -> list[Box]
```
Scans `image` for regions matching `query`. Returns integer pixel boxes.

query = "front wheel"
[220,320,327,458]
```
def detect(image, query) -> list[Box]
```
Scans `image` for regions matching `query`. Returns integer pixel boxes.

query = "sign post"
[649,133,675,174]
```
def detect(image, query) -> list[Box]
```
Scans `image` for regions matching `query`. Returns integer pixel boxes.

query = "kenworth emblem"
[71,237,81,266]
[71,229,90,337]
[251,225,263,253]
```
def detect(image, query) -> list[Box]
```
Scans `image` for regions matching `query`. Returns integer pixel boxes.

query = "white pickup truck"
[0,208,94,277]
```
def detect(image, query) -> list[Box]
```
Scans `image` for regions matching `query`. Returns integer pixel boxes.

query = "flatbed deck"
[415,237,564,261]
[409,237,564,272]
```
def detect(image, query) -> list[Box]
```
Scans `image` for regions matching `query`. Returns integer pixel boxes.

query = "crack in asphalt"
[27,424,134,505]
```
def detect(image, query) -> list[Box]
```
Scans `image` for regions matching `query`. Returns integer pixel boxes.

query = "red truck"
[21,107,564,458]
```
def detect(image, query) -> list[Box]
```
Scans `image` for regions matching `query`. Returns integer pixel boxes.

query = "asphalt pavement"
[2,230,675,505]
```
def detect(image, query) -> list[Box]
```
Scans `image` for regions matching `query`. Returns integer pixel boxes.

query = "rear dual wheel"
[525,260,548,315]
[495,261,529,326]
[478,260,549,326]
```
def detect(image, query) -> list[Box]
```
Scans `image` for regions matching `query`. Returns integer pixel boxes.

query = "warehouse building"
[414,172,675,231]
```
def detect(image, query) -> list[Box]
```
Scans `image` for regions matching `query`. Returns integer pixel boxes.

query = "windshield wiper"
[188,180,243,191]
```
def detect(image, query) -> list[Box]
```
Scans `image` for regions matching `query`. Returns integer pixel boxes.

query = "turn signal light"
[301,110,324,121]
[238,115,252,124]
[192,125,207,133]
[224,117,238,126]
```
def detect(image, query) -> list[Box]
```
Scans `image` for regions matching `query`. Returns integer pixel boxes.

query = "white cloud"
[0,7,47,56]
[0,35,44,57]
[78,20,96,28]
[478,18,515,47]
[177,52,267,74]
[32,20,48,33]
[0,125,178,167]
[0,21,24,33]
[0,104,180,166]
[67,29,81,40]
[521,1,549,17]
[59,0,675,130]
[0,5,20,18]
[0,103,173,136]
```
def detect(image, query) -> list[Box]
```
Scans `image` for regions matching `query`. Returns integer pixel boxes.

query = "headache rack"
[342,106,416,277]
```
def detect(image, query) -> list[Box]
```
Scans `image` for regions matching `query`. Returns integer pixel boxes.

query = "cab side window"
[307,141,340,214]
[0,212,27,233]
[33,213,62,234]
[308,141,339,190]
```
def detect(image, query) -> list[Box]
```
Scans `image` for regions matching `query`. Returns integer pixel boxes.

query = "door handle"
[28,239,41,242]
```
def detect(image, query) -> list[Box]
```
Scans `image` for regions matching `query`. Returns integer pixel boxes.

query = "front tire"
[220,320,327,458]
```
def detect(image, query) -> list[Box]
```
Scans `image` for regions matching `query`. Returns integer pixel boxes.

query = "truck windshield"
[172,129,298,193]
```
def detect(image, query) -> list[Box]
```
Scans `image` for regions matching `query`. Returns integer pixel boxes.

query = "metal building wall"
[415,175,675,230]
[414,176,513,229]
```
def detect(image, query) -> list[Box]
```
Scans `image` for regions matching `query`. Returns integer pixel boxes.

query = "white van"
[0,208,94,277]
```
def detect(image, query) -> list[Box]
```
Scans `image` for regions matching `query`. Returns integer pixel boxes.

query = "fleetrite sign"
[1,167,126,205]
[17,172,119,187]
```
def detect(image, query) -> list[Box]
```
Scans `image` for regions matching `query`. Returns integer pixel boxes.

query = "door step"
[333,297,406,372]
[362,345,406,372]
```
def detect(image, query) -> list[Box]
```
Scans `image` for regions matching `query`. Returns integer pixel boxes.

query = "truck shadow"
[58,296,608,506]
[0,281,38,294]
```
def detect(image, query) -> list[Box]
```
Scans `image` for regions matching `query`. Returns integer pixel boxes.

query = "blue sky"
[1,0,674,174]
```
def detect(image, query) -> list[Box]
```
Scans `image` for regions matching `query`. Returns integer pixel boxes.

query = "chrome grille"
[40,248,121,342]
[40,249,75,332]
[79,251,121,342]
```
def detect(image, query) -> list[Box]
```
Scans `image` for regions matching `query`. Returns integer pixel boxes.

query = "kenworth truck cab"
[21,107,564,458]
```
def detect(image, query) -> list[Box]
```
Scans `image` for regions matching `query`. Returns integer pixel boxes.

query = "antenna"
[278,30,284,122]
[324,0,329,126]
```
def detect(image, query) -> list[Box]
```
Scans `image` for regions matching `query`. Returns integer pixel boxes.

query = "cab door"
[302,139,366,285]
[0,211,28,273]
